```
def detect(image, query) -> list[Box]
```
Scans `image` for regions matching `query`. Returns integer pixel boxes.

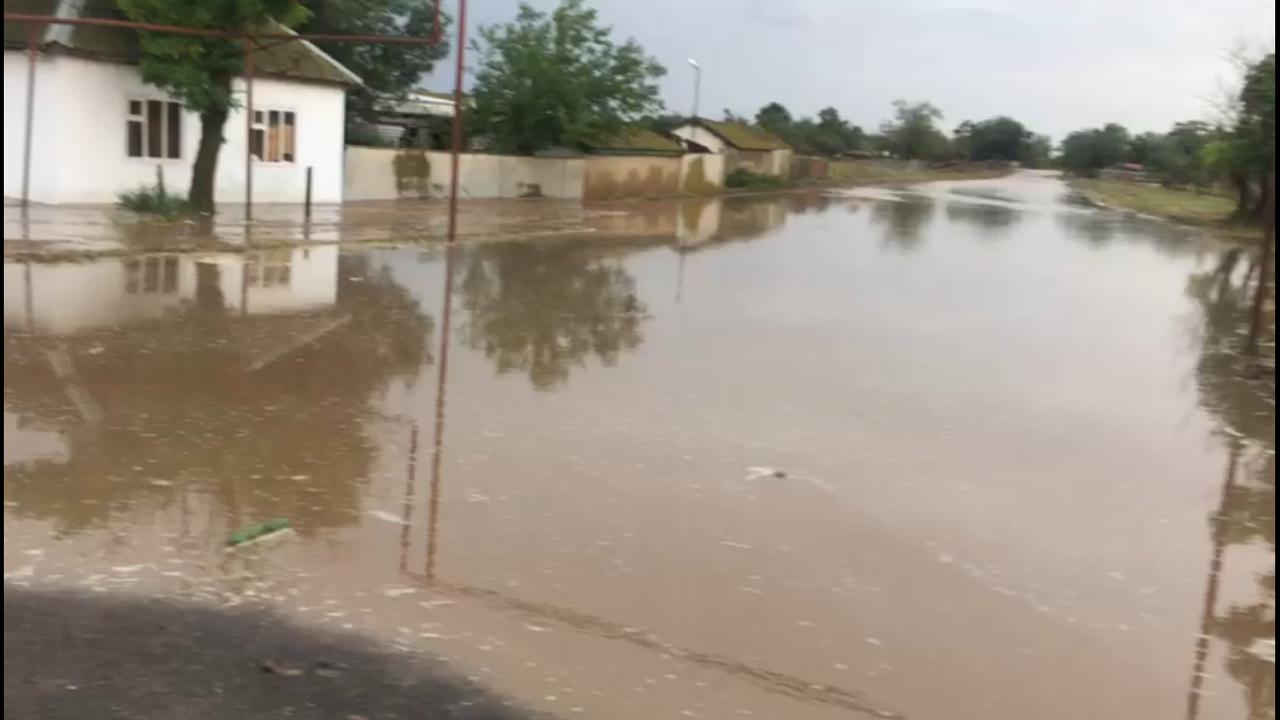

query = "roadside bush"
[117,183,193,218]
[725,168,785,189]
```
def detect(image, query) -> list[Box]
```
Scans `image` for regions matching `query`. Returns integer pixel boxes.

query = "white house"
[3,0,360,205]
[670,118,793,178]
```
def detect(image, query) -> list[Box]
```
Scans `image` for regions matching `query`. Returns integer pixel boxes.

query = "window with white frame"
[127,99,182,159]
[250,109,297,163]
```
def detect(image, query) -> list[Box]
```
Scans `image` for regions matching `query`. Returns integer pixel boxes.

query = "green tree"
[469,0,665,154]
[1059,122,1130,176]
[813,106,864,155]
[119,0,309,213]
[755,102,793,134]
[953,116,1045,164]
[299,0,450,122]
[1023,134,1053,168]
[881,100,949,160]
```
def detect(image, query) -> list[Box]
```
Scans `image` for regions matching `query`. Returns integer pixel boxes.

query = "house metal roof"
[687,119,790,151]
[3,0,361,87]
[582,127,684,156]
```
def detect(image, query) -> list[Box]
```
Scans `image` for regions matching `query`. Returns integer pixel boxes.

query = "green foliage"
[1059,123,1131,176]
[725,168,785,189]
[749,102,864,157]
[119,0,308,115]
[881,100,949,160]
[117,183,193,218]
[952,116,1046,165]
[469,0,666,154]
[1061,53,1272,217]
[755,102,793,132]
[298,0,450,120]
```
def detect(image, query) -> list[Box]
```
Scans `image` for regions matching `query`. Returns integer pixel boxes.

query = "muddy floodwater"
[4,172,1275,719]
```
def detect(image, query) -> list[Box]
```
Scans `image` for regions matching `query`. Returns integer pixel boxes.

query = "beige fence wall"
[347,147,724,202]
[583,155,681,201]
[679,153,725,194]
[344,147,585,201]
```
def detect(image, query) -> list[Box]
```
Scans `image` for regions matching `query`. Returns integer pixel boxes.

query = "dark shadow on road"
[4,585,542,720]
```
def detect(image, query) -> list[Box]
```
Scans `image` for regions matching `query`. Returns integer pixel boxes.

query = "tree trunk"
[189,94,230,214]
[1233,171,1251,215]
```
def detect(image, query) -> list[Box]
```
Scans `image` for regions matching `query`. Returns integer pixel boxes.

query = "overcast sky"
[426,0,1275,141]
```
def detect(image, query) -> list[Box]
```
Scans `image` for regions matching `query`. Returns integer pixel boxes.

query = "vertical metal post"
[690,61,701,120]
[244,40,255,221]
[21,23,39,208]
[446,0,468,242]
[304,166,313,221]
[1246,164,1274,356]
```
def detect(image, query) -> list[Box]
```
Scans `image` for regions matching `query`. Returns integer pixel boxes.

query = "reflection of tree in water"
[1184,247,1276,720]
[3,255,431,537]
[944,201,1020,237]
[1057,209,1196,254]
[871,197,935,251]
[1056,210,1118,246]
[458,242,647,390]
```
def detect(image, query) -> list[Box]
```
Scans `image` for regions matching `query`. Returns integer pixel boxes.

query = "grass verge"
[1070,178,1262,243]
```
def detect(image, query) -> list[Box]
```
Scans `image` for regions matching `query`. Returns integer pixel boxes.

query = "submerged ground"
[4,172,1275,719]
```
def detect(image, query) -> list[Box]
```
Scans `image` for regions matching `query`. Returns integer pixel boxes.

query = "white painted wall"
[671,124,727,153]
[3,246,339,334]
[344,147,585,201]
[3,51,348,205]
[678,153,725,192]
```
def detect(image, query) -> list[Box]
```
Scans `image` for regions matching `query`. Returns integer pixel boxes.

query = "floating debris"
[365,509,409,525]
[227,518,292,547]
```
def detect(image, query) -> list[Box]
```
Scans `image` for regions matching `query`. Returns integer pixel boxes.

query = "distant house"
[368,89,461,149]
[671,119,792,177]
[3,0,360,205]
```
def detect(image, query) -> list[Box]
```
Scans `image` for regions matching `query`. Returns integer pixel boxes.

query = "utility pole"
[688,58,700,120]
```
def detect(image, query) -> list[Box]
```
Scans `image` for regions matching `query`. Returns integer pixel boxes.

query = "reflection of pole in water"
[675,249,686,304]
[397,421,419,572]
[1186,437,1243,720]
[425,245,457,584]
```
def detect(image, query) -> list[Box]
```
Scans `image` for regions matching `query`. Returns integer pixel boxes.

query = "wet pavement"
[4,172,1275,719]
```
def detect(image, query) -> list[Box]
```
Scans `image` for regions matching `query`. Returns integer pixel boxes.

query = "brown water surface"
[5,172,1274,720]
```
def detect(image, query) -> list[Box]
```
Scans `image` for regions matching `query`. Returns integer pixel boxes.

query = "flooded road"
[4,172,1274,719]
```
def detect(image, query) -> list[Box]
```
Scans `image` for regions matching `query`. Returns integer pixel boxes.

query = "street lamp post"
[688,58,700,120]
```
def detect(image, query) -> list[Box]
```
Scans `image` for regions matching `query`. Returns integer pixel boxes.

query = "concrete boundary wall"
[344,147,584,201]
[346,147,724,202]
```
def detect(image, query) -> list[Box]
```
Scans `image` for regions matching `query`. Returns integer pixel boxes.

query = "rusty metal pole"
[21,23,39,208]
[1245,164,1274,356]
[244,40,255,222]
[445,0,467,242]
[304,166,313,221]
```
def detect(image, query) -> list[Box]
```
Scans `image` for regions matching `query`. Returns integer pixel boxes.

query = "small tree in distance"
[469,0,666,154]
[881,100,949,160]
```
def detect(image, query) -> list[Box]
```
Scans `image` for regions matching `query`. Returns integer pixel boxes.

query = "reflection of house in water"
[586,194,788,249]
[3,247,339,333]
[2,248,432,537]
